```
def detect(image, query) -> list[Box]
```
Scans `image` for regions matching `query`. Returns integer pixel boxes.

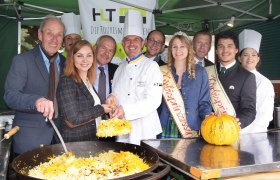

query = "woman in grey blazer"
[57,40,112,142]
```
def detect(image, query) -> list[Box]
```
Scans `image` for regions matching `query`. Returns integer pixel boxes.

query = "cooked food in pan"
[29,150,149,179]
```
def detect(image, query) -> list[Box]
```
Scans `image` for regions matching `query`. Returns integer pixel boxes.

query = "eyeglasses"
[147,38,164,47]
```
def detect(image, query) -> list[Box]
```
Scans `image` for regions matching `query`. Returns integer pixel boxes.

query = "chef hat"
[61,12,81,36]
[239,29,262,53]
[123,10,144,39]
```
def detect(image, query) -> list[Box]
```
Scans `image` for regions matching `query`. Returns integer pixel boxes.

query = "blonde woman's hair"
[167,33,196,78]
[64,40,96,84]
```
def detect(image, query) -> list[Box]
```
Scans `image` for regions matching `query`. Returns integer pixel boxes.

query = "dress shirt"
[39,45,61,73]
[219,60,236,72]
[195,57,205,67]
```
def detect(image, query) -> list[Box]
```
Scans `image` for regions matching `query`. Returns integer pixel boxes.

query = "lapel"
[33,44,49,81]
[76,81,96,106]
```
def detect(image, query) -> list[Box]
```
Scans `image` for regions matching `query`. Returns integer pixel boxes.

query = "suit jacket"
[56,76,104,142]
[4,44,65,154]
[108,62,118,93]
[217,62,256,128]
[204,58,214,67]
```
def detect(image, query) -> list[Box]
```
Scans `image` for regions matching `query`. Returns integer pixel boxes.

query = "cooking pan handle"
[135,162,170,180]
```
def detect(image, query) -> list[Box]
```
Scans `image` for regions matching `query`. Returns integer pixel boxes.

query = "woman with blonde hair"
[57,40,112,142]
[159,32,212,138]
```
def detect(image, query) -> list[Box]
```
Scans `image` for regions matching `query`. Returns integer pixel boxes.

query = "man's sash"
[160,65,198,138]
[205,65,236,116]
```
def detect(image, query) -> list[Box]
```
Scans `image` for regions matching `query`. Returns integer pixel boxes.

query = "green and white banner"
[78,0,156,64]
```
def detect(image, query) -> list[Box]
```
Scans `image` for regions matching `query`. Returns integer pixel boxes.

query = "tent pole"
[17,20,21,54]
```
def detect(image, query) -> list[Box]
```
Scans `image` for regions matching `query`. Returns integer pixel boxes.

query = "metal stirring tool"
[46,118,68,153]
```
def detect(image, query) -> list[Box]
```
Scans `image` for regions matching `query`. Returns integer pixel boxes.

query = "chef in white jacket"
[107,10,163,145]
[238,29,275,134]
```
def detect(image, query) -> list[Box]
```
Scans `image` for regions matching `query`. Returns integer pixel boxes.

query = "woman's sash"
[160,65,198,138]
[205,65,236,116]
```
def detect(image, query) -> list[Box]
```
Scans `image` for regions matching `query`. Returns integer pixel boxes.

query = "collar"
[220,60,236,69]
[97,63,108,72]
[126,53,144,64]
[39,45,60,65]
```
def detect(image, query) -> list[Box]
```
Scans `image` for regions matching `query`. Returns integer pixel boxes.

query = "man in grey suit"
[4,16,65,155]
[193,30,214,67]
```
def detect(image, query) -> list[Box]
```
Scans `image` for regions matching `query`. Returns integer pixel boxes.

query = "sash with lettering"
[205,65,236,116]
[160,65,199,138]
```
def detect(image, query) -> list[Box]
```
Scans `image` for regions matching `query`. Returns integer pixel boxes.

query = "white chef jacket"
[112,55,163,145]
[240,70,275,134]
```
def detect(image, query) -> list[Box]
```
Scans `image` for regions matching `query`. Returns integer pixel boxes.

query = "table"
[141,130,280,179]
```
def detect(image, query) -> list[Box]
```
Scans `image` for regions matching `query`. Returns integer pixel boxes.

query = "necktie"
[98,66,106,104]
[198,61,203,67]
[220,67,227,75]
[48,56,59,118]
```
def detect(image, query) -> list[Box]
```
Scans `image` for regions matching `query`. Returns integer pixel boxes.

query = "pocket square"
[229,85,235,90]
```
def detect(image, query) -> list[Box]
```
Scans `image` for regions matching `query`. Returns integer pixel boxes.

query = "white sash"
[205,65,236,116]
[160,65,199,138]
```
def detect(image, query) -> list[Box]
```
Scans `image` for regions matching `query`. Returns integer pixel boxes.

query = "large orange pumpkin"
[200,144,239,168]
[201,114,239,145]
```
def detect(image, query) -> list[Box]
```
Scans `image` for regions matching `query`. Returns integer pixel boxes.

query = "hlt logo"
[92,8,147,24]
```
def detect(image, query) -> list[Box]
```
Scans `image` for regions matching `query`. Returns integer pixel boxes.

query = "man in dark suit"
[144,30,166,66]
[94,35,118,141]
[215,31,256,129]
[94,35,118,101]
[193,30,214,67]
[4,16,65,155]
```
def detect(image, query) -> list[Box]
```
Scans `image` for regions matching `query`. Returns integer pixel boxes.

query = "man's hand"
[35,97,54,120]
[110,105,125,119]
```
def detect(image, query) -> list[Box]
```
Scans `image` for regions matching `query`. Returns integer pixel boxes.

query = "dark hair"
[215,31,238,49]
[193,30,212,43]
[147,30,165,43]
[239,48,262,69]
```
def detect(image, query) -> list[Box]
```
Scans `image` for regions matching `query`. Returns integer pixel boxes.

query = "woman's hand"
[101,104,113,114]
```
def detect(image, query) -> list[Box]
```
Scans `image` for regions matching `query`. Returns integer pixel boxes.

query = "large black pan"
[12,141,170,179]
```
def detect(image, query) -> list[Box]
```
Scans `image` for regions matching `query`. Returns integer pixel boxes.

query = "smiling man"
[144,30,166,66]
[213,31,257,129]
[61,13,82,57]
[193,30,214,67]
[107,10,163,145]
[4,16,66,155]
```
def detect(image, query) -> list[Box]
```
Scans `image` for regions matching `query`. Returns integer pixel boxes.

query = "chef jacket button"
[128,94,130,96]
[135,65,137,67]
[130,78,132,80]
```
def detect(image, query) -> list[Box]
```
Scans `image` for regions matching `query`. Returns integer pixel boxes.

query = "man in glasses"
[145,30,166,66]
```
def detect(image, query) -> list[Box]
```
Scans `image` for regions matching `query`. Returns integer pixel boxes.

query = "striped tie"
[98,66,106,104]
